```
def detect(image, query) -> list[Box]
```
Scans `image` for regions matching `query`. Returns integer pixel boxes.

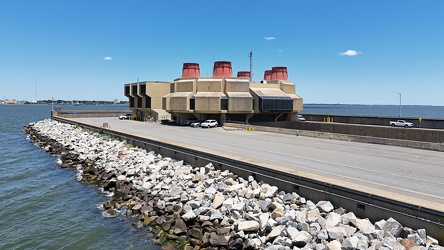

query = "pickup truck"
[390,120,414,128]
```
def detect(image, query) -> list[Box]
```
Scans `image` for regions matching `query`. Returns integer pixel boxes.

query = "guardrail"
[53,116,444,244]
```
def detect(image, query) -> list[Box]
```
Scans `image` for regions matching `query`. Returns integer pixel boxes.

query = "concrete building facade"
[124,61,303,124]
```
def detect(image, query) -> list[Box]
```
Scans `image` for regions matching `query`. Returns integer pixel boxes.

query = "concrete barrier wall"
[54,110,131,118]
[224,122,444,152]
[252,121,444,144]
[301,114,444,129]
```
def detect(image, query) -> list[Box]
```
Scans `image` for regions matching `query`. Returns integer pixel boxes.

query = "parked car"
[200,119,218,128]
[389,120,414,128]
[183,119,198,126]
[297,114,306,121]
[119,113,132,120]
[190,121,202,127]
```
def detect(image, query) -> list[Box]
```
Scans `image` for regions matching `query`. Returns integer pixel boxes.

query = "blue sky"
[1,1,443,105]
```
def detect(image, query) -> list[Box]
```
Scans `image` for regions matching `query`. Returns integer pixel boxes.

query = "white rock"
[237,220,260,232]
[286,225,299,240]
[265,186,278,198]
[117,175,126,181]
[342,236,359,250]
[293,231,312,245]
[212,192,225,209]
[182,210,197,221]
[259,213,269,232]
[326,240,342,250]
[353,218,375,233]
[232,202,245,212]
[341,212,357,225]
[228,183,244,192]
[317,200,334,213]
[266,225,284,241]
[327,226,347,239]
[325,212,341,228]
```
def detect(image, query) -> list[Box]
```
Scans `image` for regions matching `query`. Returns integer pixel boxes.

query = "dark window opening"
[124,86,130,96]
[221,97,228,110]
[145,96,151,108]
[189,96,195,110]
[137,97,142,108]
[259,96,292,112]
[132,85,137,95]
[129,97,134,107]
[140,84,146,94]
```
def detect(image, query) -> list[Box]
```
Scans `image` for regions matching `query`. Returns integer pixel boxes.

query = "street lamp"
[396,92,402,117]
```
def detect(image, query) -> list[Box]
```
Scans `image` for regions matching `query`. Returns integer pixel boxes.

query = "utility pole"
[249,51,253,83]
[397,92,402,117]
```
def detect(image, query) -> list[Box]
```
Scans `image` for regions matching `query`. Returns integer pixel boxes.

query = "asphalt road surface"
[70,117,444,211]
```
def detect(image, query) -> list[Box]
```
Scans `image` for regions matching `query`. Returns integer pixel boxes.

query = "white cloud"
[339,50,361,56]
[103,56,112,60]
[264,36,276,41]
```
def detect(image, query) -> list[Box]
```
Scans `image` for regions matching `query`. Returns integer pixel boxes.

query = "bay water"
[0,104,161,250]
[1,103,443,249]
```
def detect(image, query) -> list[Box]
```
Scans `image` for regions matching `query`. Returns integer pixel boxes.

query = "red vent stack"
[181,63,200,78]
[213,61,232,77]
[264,70,273,81]
[237,71,251,78]
[271,67,288,80]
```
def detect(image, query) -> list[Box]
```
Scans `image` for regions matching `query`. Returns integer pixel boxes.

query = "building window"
[132,85,137,95]
[259,96,292,112]
[190,96,195,110]
[124,86,130,96]
[129,97,134,107]
[140,84,146,94]
[221,97,228,110]
[145,96,151,108]
[137,97,142,108]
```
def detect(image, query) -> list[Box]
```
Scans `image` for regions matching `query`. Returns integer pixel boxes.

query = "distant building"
[123,61,303,124]
[4,99,18,104]
[113,99,119,104]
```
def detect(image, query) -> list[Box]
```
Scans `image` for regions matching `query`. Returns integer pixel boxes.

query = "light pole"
[396,92,402,117]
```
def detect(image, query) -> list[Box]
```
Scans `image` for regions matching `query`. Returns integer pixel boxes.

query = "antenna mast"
[249,51,253,82]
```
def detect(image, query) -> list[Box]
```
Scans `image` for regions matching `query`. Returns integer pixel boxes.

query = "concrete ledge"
[224,123,444,152]
[54,110,131,118]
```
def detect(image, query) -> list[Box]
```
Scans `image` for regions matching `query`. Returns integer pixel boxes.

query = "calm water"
[1,103,443,249]
[0,104,161,250]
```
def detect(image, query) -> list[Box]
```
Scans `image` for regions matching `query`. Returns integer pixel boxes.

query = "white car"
[297,114,306,121]
[119,113,132,120]
[200,119,218,128]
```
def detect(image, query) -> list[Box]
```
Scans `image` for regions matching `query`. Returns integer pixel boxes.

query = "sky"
[1,1,443,105]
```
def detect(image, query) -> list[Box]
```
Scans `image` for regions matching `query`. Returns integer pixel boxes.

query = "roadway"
[70,117,444,211]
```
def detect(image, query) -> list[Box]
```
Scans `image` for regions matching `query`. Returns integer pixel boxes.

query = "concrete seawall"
[300,114,444,129]
[247,121,444,151]
[53,110,130,118]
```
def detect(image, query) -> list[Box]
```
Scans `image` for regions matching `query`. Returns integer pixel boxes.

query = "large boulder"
[317,200,334,213]
[228,238,244,250]
[383,217,403,237]
[327,226,347,240]
[292,231,312,247]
